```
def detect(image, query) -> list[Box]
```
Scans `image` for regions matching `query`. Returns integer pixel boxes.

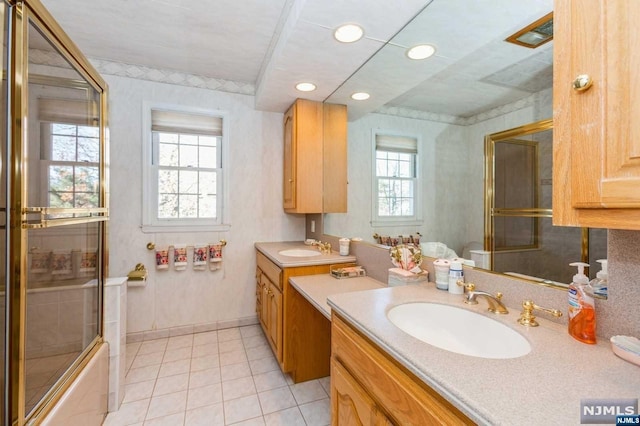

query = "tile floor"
[103,325,331,426]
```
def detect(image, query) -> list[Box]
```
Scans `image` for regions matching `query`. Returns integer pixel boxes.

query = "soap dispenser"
[568,262,597,344]
[590,259,608,298]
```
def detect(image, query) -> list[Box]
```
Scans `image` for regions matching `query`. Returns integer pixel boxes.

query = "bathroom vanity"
[254,242,355,379]
[328,284,640,425]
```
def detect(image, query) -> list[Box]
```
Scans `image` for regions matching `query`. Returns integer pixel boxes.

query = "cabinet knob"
[572,74,593,92]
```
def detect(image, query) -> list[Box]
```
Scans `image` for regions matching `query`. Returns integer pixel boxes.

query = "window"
[372,133,421,225]
[46,123,100,208]
[142,104,228,232]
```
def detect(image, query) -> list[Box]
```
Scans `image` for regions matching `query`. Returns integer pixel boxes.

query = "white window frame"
[142,102,230,233]
[371,130,423,227]
[40,122,101,209]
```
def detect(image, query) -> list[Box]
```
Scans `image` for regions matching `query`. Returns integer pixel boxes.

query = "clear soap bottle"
[589,259,608,298]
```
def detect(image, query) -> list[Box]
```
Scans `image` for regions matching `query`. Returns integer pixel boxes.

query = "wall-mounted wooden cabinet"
[553,0,640,230]
[283,99,347,213]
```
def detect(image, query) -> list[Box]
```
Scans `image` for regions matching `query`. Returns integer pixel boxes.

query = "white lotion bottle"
[448,261,464,294]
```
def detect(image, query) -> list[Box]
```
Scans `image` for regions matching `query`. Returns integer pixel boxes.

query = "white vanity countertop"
[289,275,385,320]
[255,241,356,267]
[327,283,640,426]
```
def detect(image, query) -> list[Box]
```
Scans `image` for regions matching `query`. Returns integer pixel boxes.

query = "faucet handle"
[517,299,563,327]
[457,280,475,292]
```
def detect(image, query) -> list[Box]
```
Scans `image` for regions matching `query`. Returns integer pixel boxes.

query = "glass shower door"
[3,2,109,423]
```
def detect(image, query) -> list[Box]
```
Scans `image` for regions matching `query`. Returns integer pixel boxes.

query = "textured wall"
[106,75,304,335]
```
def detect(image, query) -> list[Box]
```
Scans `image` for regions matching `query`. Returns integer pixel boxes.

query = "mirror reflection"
[322,0,607,287]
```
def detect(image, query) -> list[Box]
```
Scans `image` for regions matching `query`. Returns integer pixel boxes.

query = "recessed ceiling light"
[295,82,316,92]
[351,92,370,101]
[334,24,364,43]
[406,44,436,60]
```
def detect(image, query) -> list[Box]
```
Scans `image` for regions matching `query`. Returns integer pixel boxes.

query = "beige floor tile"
[163,346,192,363]
[123,379,156,403]
[219,349,248,366]
[191,343,218,358]
[223,394,263,424]
[257,387,297,415]
[189,367,221,389]
[103,398,150,425]
[153,372,189,396]
[158,359,191,378]
[299,398,331,426]
[190,354,219,372]
[192,331,217,346]
[184,402,224,426]
[143,411,184,426]
[263,406,306,426]
[222,376,257,401]
[186,383,223,410]
[218,338,244,354]
[252,370,287,393]
[126,365,161,384]
[289,380,327,405]
[146,390,188,420]
[217,328,242,342]
[221,362,252,381]
[131,352,165,369]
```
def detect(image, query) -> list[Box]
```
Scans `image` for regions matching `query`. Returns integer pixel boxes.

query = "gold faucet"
[313,241,332,254]
[459,281,509,314]
[517,300,563,327]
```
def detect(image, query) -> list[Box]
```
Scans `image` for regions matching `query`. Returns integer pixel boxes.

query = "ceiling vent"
[505,12,553,48]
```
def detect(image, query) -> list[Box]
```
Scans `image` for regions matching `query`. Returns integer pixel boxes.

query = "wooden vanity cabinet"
[331,313,474,426]
[553,0,640,230]
[255,251,332,373]
[283,99,347,213]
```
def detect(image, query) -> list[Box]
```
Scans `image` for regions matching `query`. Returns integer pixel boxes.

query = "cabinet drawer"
[257,252,282,290]
[332,314,473,425]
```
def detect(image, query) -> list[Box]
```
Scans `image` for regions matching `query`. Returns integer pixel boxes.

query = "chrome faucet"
[458,281,509,314]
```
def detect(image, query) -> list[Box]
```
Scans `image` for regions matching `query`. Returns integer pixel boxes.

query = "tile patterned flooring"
[103,325,331,425]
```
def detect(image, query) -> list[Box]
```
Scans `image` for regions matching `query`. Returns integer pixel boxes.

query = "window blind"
[151,109,222,136]
[38,98,99,125]
[375,134,417,154]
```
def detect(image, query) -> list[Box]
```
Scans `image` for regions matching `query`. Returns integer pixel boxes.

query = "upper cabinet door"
[554,0,640,229]
[283,106,296,210]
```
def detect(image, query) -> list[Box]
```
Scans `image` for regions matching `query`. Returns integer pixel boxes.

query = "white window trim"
[141,101,230,233]
[370,129,423,227]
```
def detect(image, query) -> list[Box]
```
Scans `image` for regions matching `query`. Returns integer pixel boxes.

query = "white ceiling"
[40,0,553,120]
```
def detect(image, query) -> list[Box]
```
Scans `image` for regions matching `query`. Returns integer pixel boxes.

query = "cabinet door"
[260,275,270,329]
[283,104,296,209]
[331,359,393,426]
[554,0,640,228]
[255,268,263,319]
[268,283,283,361]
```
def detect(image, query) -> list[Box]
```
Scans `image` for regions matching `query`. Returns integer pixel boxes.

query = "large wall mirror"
[321,0,608,288]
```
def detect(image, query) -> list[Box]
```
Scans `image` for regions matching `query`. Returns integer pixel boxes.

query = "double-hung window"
[39,98,100,209]
[372,133,421,225]
[143,105,228,232]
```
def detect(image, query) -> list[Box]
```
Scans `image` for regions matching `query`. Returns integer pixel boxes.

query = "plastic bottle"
[568,262,597,344]
[589,259,608,298]
[448,261,464,295]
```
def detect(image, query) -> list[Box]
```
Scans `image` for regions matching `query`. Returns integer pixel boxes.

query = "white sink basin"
[387,303,530,359]
[278,249,321,257]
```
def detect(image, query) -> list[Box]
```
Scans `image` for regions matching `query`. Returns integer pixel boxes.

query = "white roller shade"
[375,134,417,154]
[152,109,222,136]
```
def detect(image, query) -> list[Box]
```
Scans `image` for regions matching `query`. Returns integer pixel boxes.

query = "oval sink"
[278,249,321,257]
[387,303,530,359]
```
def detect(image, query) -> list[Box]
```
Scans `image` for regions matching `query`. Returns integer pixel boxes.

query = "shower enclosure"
[2,1,109,424]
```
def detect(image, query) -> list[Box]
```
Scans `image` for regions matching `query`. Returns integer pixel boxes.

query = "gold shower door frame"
[484,119,590,277]
[5,0,109,424]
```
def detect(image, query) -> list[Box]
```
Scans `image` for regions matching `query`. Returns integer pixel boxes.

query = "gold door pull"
[572,74,593,92]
